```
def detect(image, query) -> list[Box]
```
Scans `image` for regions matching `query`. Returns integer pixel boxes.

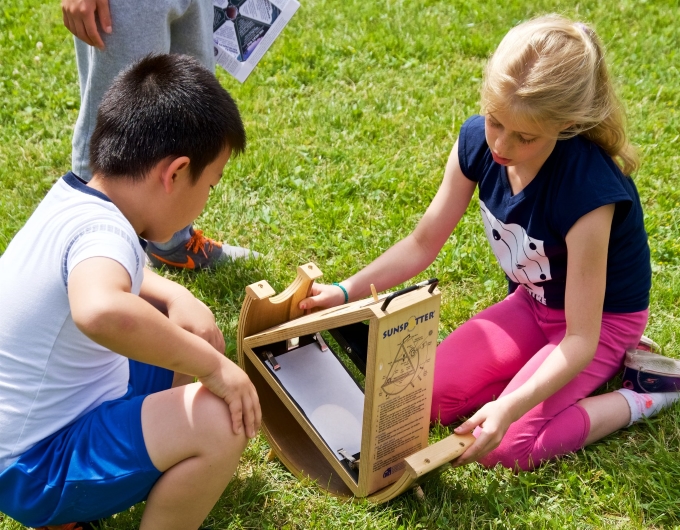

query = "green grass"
[1,0,680,528]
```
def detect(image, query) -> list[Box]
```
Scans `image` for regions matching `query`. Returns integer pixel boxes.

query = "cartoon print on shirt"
[479,200,552,304]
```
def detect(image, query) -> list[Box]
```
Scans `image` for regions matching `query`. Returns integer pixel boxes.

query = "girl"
[299,15,677,470]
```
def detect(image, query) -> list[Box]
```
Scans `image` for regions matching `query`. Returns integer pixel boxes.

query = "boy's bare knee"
[143,383,248,473]
[191,385,249,450]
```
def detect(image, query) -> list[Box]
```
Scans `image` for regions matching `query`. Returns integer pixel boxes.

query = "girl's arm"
[300,140,477,309]
[452,203,616,465]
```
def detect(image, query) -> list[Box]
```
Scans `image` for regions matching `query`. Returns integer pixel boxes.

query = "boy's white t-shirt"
[0,173,145,471]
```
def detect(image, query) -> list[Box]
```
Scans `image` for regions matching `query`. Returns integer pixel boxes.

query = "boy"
[0,54,261,529]
[61,0,257,269]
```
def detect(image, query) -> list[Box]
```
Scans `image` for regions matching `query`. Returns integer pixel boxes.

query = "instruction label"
[361,292,439,495]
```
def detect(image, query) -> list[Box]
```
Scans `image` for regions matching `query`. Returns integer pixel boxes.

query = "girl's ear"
[159,156,191,194]
[561,121,576,133]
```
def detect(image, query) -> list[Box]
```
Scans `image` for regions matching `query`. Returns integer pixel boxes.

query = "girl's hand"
[452,398,516,466]
[199,356,262,439]
[299,282,347,311]
[167,293,225,354]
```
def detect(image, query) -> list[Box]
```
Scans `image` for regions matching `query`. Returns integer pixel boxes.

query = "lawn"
[1,0,679,528]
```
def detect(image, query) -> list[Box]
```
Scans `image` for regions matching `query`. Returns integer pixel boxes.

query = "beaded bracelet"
[332,282,349,304]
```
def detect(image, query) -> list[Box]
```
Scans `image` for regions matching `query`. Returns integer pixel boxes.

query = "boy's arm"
[68,256,260,438]
[139,268,225,355]
[61,0,112,50]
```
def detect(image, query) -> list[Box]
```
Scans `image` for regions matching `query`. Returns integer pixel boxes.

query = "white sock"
[616,388,680,427]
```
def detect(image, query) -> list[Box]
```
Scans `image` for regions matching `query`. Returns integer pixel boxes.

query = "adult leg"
[72,0,189,181]
[140,383,248,530]
[479,308,648,470]
[169,0,215,70]
[145,0,260,265]
[72,0,257,267]
[432,287,548,425]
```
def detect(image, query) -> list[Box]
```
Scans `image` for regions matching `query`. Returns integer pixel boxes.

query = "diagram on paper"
[381,333,432,395]
[213,0,281,62]
[212,0,299,82]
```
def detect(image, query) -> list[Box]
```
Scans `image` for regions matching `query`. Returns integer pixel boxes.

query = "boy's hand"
[299,282,347,311]
[167,294,225,354]
[62,0,112,50]
[199,357,261,439]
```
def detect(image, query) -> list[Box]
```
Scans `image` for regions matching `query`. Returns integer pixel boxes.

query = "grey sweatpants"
[71,0,215,181]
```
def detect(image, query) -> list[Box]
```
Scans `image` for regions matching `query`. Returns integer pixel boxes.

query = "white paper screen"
[265,342,364,460]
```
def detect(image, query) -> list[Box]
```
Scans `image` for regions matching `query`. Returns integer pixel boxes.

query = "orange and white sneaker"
[146,227,259,270]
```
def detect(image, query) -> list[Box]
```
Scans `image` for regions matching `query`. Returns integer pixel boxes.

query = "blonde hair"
[481,14,639,175]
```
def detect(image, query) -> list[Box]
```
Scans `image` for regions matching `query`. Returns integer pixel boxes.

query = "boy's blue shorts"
[0,360,174,527]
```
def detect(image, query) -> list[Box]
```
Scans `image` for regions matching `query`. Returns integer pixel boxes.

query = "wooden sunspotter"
[237,263,474,503]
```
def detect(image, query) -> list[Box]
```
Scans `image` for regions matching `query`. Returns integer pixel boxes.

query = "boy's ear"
[159,156,191,194]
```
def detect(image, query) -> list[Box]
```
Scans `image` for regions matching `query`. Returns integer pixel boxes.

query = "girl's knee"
[430,388,469,425]
[431,378,488,425]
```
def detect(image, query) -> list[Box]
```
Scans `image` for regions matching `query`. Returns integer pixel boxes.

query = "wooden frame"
[237,263,474,502]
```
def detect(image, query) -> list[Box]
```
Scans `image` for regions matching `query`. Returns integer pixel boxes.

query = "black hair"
[90,54,246,183]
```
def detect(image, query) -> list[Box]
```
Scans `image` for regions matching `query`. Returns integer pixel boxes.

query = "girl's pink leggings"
[431,286,648,470]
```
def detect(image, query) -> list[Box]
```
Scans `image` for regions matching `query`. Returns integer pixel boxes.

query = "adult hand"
[62,0,112,50]
[299,282,348,311]
[199,356,262,439]
[166,293,226,355]
[451,398,515,466]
